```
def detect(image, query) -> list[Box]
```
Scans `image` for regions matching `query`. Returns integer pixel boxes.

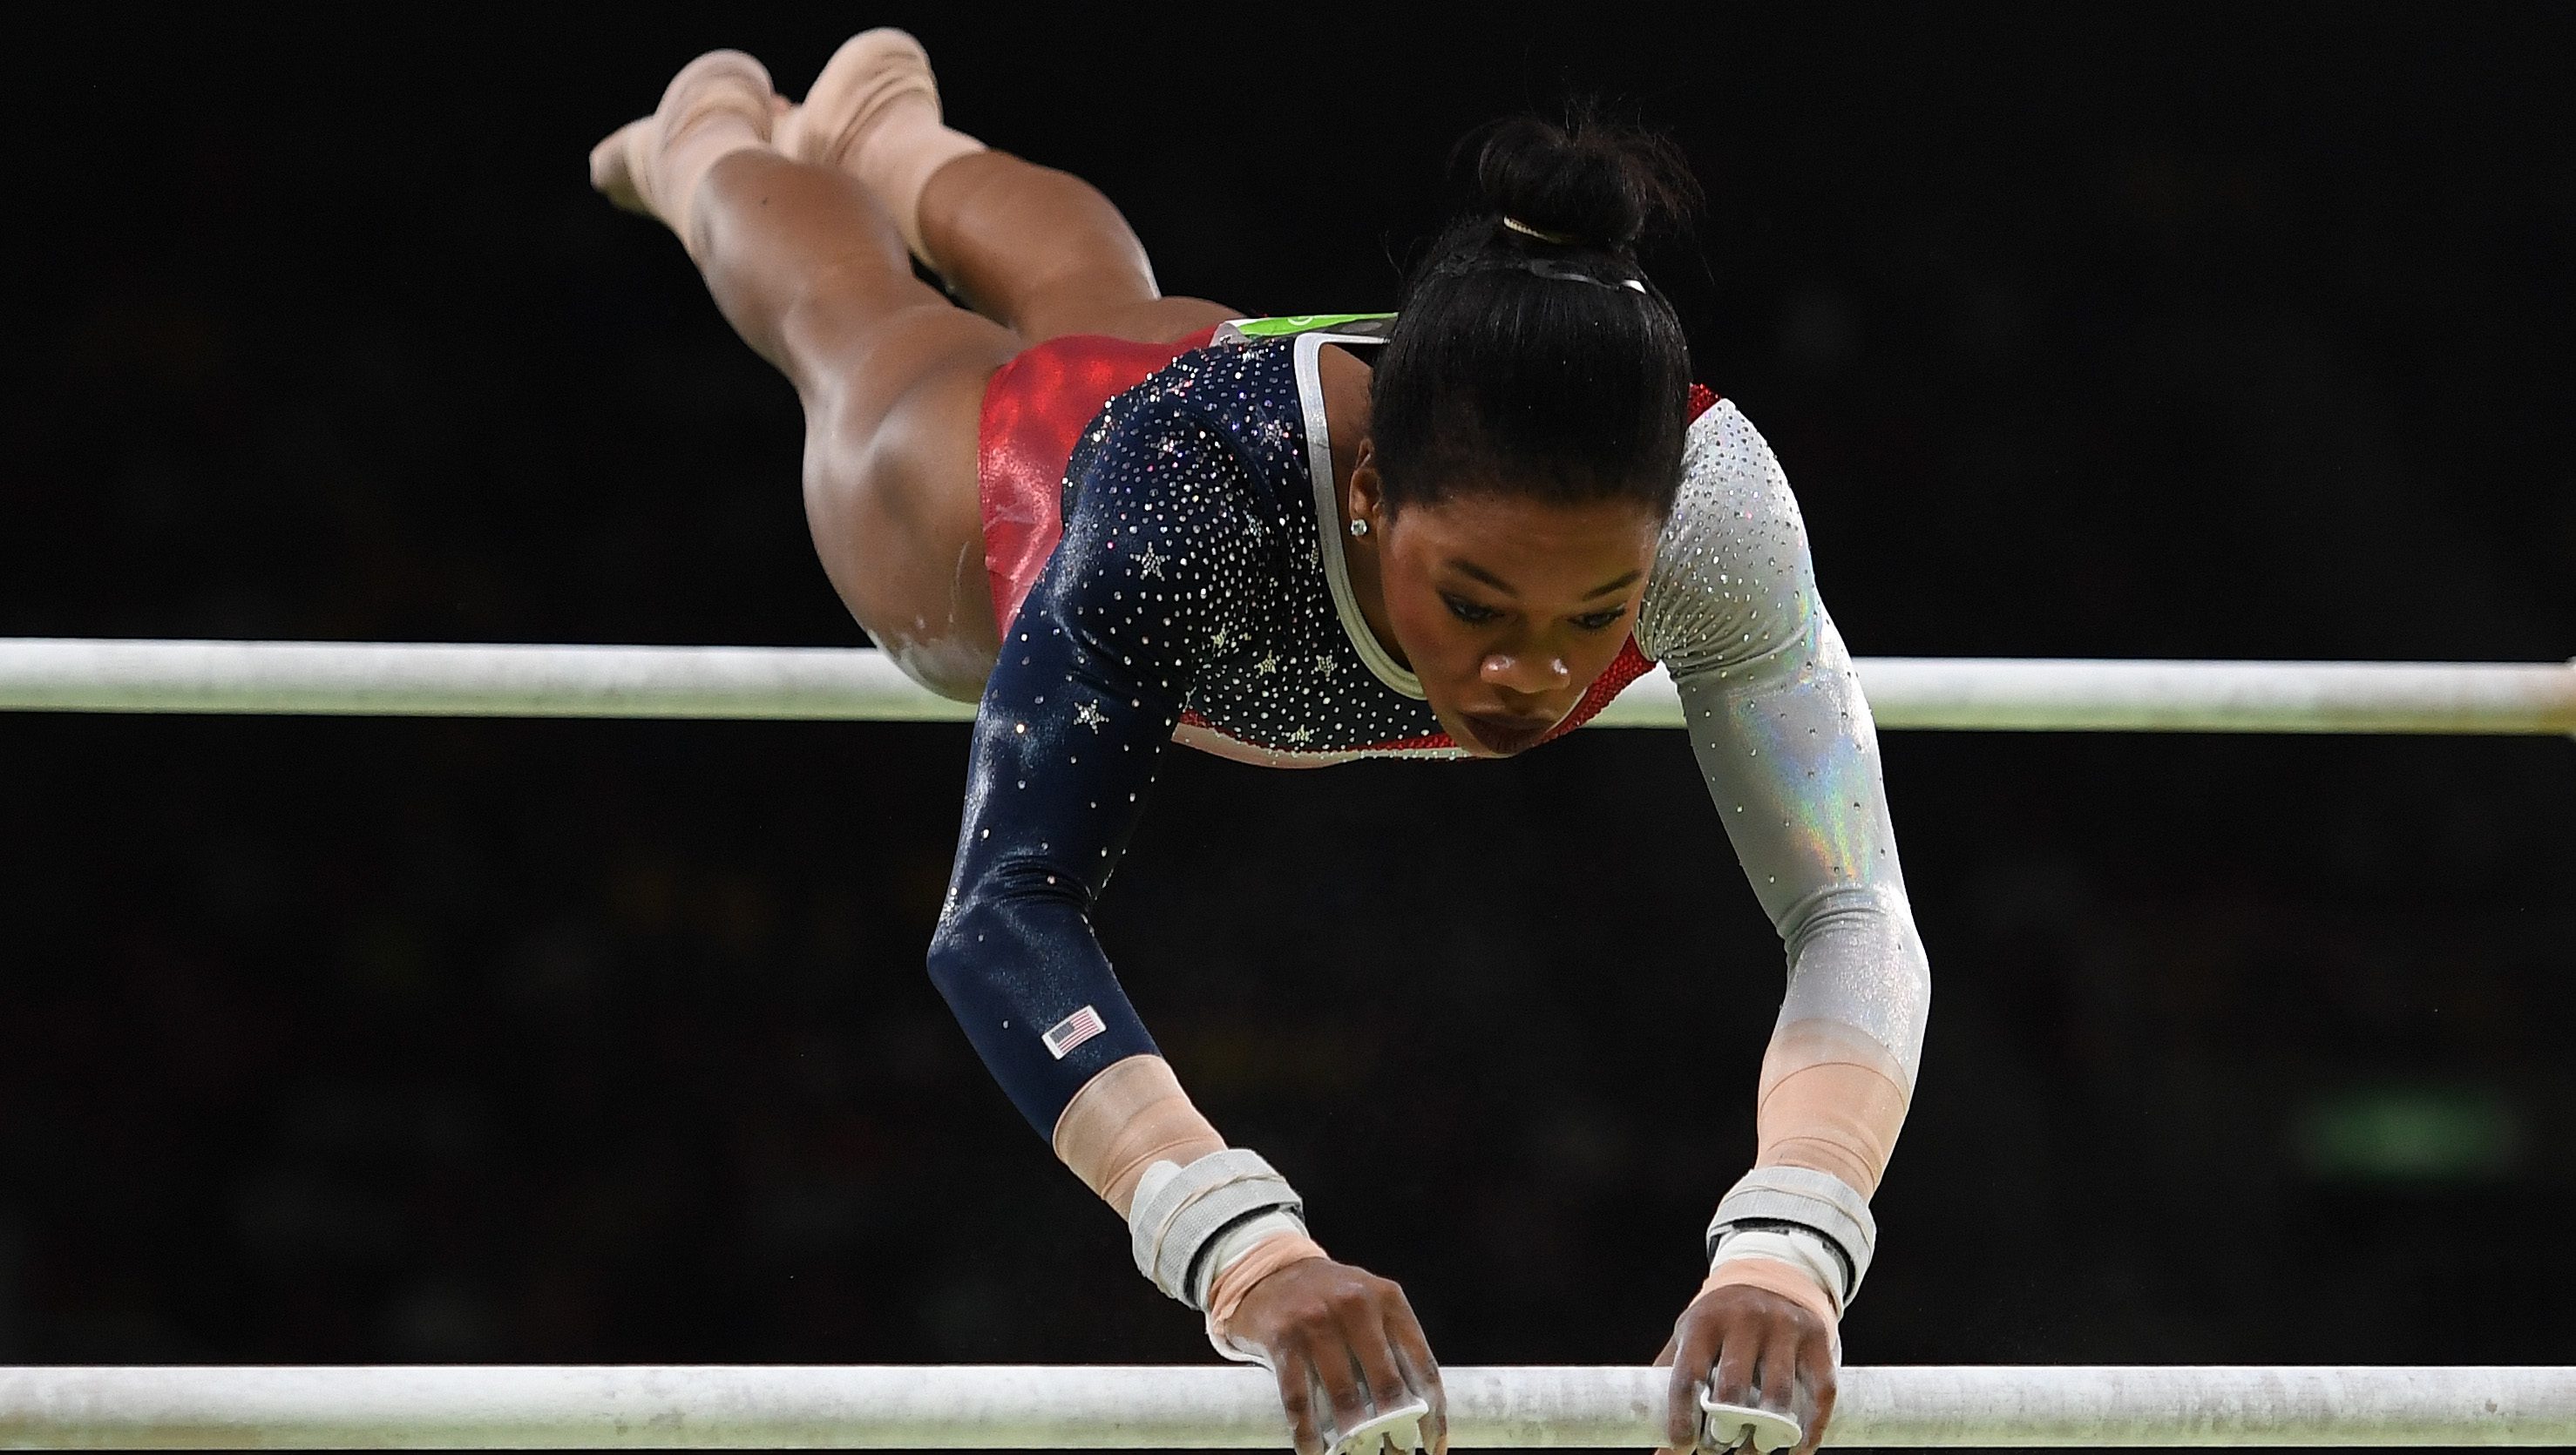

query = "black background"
[1,4,2571,1377]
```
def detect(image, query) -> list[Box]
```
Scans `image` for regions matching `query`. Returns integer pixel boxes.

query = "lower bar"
[3,1365,2573,1449]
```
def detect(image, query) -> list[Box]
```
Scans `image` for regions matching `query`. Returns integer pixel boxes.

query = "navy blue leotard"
[928,328,1930,1140]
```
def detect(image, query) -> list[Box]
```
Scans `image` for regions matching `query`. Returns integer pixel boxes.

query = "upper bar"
[0,639,2570,735]
[3,1364,2574,1449]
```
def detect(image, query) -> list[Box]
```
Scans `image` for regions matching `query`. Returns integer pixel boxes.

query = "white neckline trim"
[1291,332,1423,700]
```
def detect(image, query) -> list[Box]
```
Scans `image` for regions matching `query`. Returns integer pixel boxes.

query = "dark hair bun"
[1471,111,1700,251]
[1373,105,1699,517]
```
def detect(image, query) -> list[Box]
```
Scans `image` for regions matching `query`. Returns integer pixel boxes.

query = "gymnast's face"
[1352,450,1663,758]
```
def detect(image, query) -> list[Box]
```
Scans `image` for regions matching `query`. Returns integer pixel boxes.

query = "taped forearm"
[1745,897,1923,1274]
[1056,1054,1325,1345]
[1700,1014,1916,1318]
[1707,916,1922,1316]
[1053,1053,1226,1216]
[1698,1019,1909,1318]
[1756,1018,1909,1197]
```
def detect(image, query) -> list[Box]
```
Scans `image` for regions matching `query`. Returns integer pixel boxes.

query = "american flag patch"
[1041,1005,1107,1059]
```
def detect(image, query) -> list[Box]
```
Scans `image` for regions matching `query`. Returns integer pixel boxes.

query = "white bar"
[0,640,2569,735]
[1838,657,2576,736]
[0,640,968,723]
[1840,1366,2576,1445]
[3,1364,2573,1448]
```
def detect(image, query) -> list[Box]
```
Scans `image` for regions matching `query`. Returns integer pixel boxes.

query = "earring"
[1348,518,1371,538]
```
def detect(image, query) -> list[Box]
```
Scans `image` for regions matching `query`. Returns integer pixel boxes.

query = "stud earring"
[1348,518,1370,538]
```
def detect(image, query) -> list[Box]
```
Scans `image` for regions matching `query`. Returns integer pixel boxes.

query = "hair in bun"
[1471,112,1698,251]
[1373,110,1701,515]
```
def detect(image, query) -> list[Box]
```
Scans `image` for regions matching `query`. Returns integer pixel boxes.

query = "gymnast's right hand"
[1222,1256,1449,1455]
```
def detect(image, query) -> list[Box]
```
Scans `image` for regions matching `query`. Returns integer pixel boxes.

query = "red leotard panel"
[977,328,1220,630]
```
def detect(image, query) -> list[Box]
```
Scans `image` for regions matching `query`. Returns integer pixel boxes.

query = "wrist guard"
[1705,1165,1876,1306]
[1129,1147,1305,1309]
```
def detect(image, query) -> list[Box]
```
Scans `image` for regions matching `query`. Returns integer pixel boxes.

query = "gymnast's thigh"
[797,306,1016,703]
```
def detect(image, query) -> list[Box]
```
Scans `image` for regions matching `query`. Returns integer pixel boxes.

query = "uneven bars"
[0,640,2569,734]
[3,1364,2574,1449]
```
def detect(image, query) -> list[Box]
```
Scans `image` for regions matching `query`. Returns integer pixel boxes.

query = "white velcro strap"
[1705,1165,1876,1304]
[1193,1208,1306,1310]
[1710,1227,1849,1315]
[1129,1148,1304,1307]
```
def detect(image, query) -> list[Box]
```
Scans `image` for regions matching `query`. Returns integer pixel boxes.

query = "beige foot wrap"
[776,28,986,260]
[588,50,777,257]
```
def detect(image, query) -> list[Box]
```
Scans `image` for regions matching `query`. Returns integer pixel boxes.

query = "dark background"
[1,2,2570,1384]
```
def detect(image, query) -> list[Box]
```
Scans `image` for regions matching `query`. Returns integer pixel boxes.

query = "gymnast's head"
[1352,112,1698,758]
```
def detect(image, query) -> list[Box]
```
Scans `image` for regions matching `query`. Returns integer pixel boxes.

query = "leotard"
[929,325,1930,1139]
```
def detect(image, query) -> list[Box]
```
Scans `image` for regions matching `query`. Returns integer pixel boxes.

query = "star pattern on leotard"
[1027,344,1814,767]
[1018,341,1461,758]
[940,345,1920,1150]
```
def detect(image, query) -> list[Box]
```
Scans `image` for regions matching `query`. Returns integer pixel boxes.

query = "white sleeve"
[1634,402,1930,1087]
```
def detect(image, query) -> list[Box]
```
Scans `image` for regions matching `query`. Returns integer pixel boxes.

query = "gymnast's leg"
[593,51,1014,700]
[776,30,1240,345]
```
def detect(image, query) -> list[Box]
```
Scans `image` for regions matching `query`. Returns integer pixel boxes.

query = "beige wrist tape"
[1698,1256,1840,1348]
[1755,1018,1910,1197]
[1051,1053,1227,1218]
[1208,1227,1327,1334]
[1714,1228,1847,1312]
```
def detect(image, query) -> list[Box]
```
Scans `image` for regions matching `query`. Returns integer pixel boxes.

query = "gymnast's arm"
[1635,403,1932,1452]
[925,397,1445,1455]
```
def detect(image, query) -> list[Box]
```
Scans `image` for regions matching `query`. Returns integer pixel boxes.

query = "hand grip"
[1332,1395,1430,1455]
[1698,1390,1801,1453]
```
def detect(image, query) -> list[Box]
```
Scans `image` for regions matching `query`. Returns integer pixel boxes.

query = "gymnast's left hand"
[1653,1281,1835,1455]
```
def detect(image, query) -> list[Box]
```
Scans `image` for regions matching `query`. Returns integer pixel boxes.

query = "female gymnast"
[594,33,1929,1455]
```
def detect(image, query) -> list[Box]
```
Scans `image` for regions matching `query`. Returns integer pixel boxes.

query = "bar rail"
[1,640,2571,735]
[4,1364,2575,1449]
